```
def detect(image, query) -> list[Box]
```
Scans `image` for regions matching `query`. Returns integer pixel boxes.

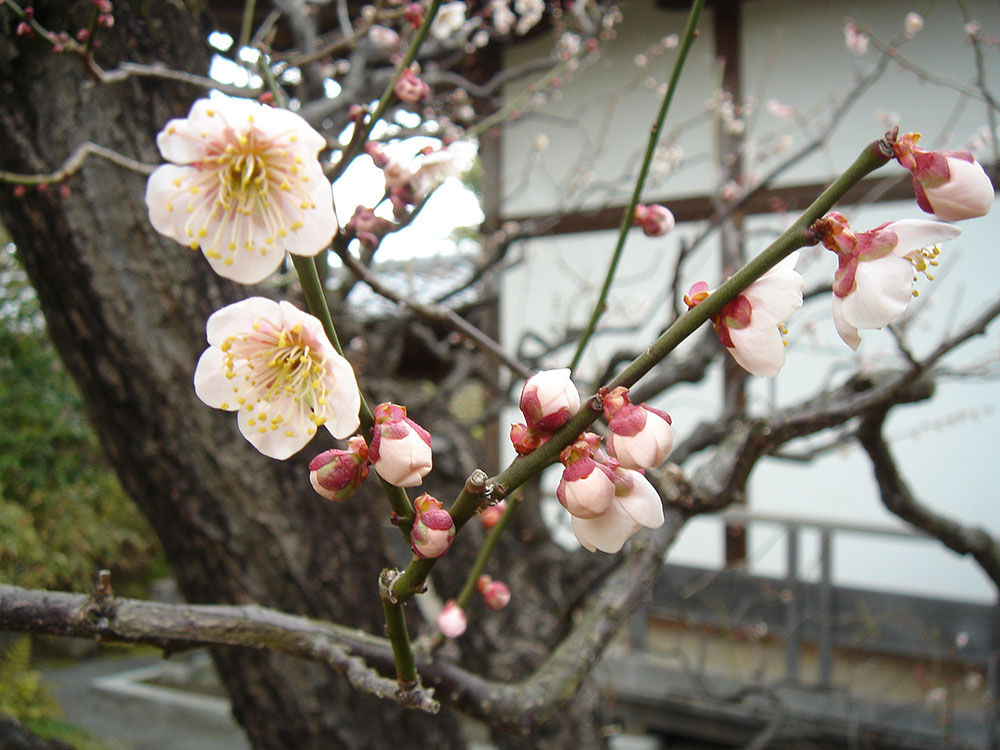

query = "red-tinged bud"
[24,6,34,20]
[510,422,546,456]
[410,493,455,558]
[892,132,994,221]
[404,3,424,28]
[437,600,467,638]
[12,185,26,199]
[16,22,32,36]
[518,368,581,433]
[349,104,364,122]
[394,69,431,104]
[308,436,370,501]
[476,575,492,594]
[98,13,114,28]
[370,402,433,487]
[58,184,71,199]
[76,28,90,41]
[601,387,674,470]
[633,204,675,237]
[482,580,511,610]
[479,500,508,529]
[258,91,275,105]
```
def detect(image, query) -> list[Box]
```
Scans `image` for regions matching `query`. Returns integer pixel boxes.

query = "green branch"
[569,0,706,373]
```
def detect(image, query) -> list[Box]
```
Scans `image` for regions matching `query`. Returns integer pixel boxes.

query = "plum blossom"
[146,97,336,284]
[601,386,673,471]
[844,21,869,55]
[892,132,994,221]
[685,253,804,377]
[309,436,370,501]
[194,298,361,460]
[816,213,962,349]
[394,69,431,104]
[408,141,478,198]
[904,12,924,38]
[369,402,433,487]
[557,434,664,554]
[511,368,581,455]
[431,1,467,39]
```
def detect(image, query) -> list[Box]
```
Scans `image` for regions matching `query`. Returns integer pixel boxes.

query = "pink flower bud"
[633,204,675,237]
[556,457,615,519]
[410,493,455,558]
[369,402,433,487]
[519,369,580,434]
[404,3,425,28]
[365,142,389,169]
[437,600,467,638]
[16,21,32,36]
[394,69,431,104]
[893,132,994,221]
[482,580,511,610]
[509,422,547,456]
[479,500,507,529]
[601,386,674,471]
[308,436,370,502]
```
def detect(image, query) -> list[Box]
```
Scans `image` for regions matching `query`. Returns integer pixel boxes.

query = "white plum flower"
[818,213,962,349]
[570,468,664,554]
[431,1,467,39]
[146,97,336,284]
[685,252,804,377]
[409,141,478,197]
[194,297,360,460]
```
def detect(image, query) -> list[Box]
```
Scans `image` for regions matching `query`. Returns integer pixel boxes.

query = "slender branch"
[0,142,155,185]
[380,569,420,690]
[857,409,1000,592]
[569,0,706,373]
[239,0,258,51]
[455,493,522,608]
[290,254,415,530]
[334,245,532,380]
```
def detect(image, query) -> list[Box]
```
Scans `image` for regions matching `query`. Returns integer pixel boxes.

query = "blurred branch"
[857,408,1000,592]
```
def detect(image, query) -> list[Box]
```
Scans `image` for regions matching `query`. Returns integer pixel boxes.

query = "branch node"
[464,469,489,494]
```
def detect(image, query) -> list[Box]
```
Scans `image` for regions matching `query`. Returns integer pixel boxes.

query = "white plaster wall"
[498,0,1000,603]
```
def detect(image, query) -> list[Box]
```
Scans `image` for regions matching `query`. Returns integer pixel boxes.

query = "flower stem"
[455,492,521,608]
[290,254,414,530]
[568,0,706,374]
[379,570,418,689]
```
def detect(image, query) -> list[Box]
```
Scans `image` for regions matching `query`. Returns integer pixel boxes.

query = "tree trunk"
[0,3,463,748]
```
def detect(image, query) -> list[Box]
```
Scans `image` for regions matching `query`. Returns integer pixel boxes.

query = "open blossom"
[601,386,673,471]
[309,436,370,501]
[685,253,804,377]
[892,132,994,221]
[634,204,675,237]
[194,298,361,460]
[146,97,336,284]
[369,402,433,487]
[817,213,962,349]
[409,141,478,198]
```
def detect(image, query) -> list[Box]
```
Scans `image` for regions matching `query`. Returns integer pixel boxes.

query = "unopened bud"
[479,500,507,529]
[482,580,511,610]
[410,493,455,558]
[437,600,467,638]
[370,403,433,487]
[308,436,370,501]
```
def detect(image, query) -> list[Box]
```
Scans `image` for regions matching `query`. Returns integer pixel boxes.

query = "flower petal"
[193,347,237,410]
[237,402,312,460]
[741,251,804,324]
[615,470,664,529]
[885,219,961,257]
[841,254,914,329]
[925,158,994,221]
[831,295,862,350]
[205,297,281,345]
[570,504,641,554]
[726,316,786,377]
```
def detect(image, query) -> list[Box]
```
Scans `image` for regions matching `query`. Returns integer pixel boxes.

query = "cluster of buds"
[309,436,370,502]
[556,430,665,554]
[510,369,581,455]
[410,493,455,558]
[476,575,511,610]
[633,204,675,237]
[370,402,433,487]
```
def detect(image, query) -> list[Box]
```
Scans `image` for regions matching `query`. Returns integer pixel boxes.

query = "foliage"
[0,637,60,722]
[0,243,163,592]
